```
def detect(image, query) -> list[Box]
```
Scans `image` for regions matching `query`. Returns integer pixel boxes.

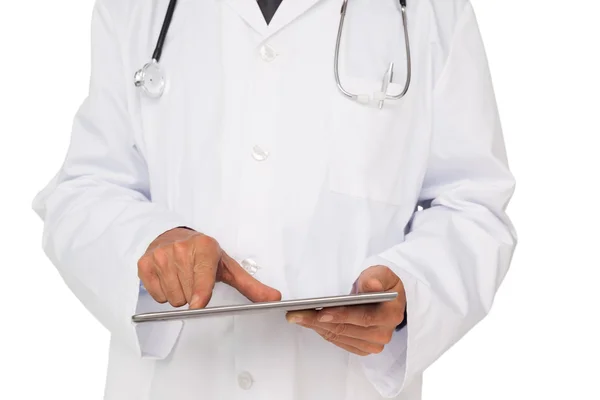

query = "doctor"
[33,0,516,399]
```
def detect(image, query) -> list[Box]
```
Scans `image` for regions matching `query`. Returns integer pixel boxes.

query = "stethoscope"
[134,0,412,108]
[336,0,411,108]
[133,0,178,98]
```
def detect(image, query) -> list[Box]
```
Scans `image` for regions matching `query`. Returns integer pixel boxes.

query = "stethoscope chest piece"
[134,60,166,98]
[134,0,178,98]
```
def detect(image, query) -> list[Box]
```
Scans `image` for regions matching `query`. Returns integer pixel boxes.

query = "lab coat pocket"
[328,78,413,206]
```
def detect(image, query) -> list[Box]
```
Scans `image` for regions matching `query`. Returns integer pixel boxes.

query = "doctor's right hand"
[138,228,282,309]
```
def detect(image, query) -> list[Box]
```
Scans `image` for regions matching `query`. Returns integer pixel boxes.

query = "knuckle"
[152,246,170,266]
[333,324,347,336]
[361,312,375,327]
[322,330,339,343]
[194,235,220,252]
[137,256,153,274]
[334,312,347,323]
[172,241,189,255]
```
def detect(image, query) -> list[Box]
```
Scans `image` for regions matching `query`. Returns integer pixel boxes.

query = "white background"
[1,0,599,399]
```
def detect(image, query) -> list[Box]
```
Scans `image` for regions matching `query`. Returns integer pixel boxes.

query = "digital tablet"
[132,291,397,323]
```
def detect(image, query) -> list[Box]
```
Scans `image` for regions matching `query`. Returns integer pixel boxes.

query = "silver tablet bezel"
[132,292,398,323]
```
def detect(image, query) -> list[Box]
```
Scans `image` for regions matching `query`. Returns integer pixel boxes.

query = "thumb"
[356,265,399,293]
[220,256,282,302]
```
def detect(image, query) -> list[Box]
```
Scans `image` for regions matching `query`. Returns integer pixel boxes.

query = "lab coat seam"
[96,0,141,153]
[425,0,441,48]
[431,0,472,94]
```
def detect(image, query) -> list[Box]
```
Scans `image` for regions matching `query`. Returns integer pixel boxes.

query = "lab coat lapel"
[226,0,326,38]
[267,0,326,37]
[225,0,269,36]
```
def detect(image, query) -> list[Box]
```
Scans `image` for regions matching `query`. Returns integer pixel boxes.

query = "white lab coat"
[32,0,516,399]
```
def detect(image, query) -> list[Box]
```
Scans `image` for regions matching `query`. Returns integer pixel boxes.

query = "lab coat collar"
[225,0,325,38]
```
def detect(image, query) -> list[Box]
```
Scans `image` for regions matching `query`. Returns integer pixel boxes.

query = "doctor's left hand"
[286,266,406,356]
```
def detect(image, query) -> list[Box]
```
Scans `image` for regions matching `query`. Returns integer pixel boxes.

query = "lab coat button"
[240,258,260,276]
[238,371,254,390]
[251,145,269,161]
[260,45,277,62]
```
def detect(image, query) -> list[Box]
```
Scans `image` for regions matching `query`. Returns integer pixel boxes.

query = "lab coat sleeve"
[32,1,187,359]
[358,3,517,397]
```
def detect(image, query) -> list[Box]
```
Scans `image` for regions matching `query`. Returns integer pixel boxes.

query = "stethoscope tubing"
[138,0,411,104]
[152,0,179,63]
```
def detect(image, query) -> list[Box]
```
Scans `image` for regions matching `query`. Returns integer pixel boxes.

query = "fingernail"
[190,295,200,307]
[319,314,334,322]
[287,315,303,324]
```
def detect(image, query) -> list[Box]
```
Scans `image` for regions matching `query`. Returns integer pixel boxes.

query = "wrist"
[149,227,199,249]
